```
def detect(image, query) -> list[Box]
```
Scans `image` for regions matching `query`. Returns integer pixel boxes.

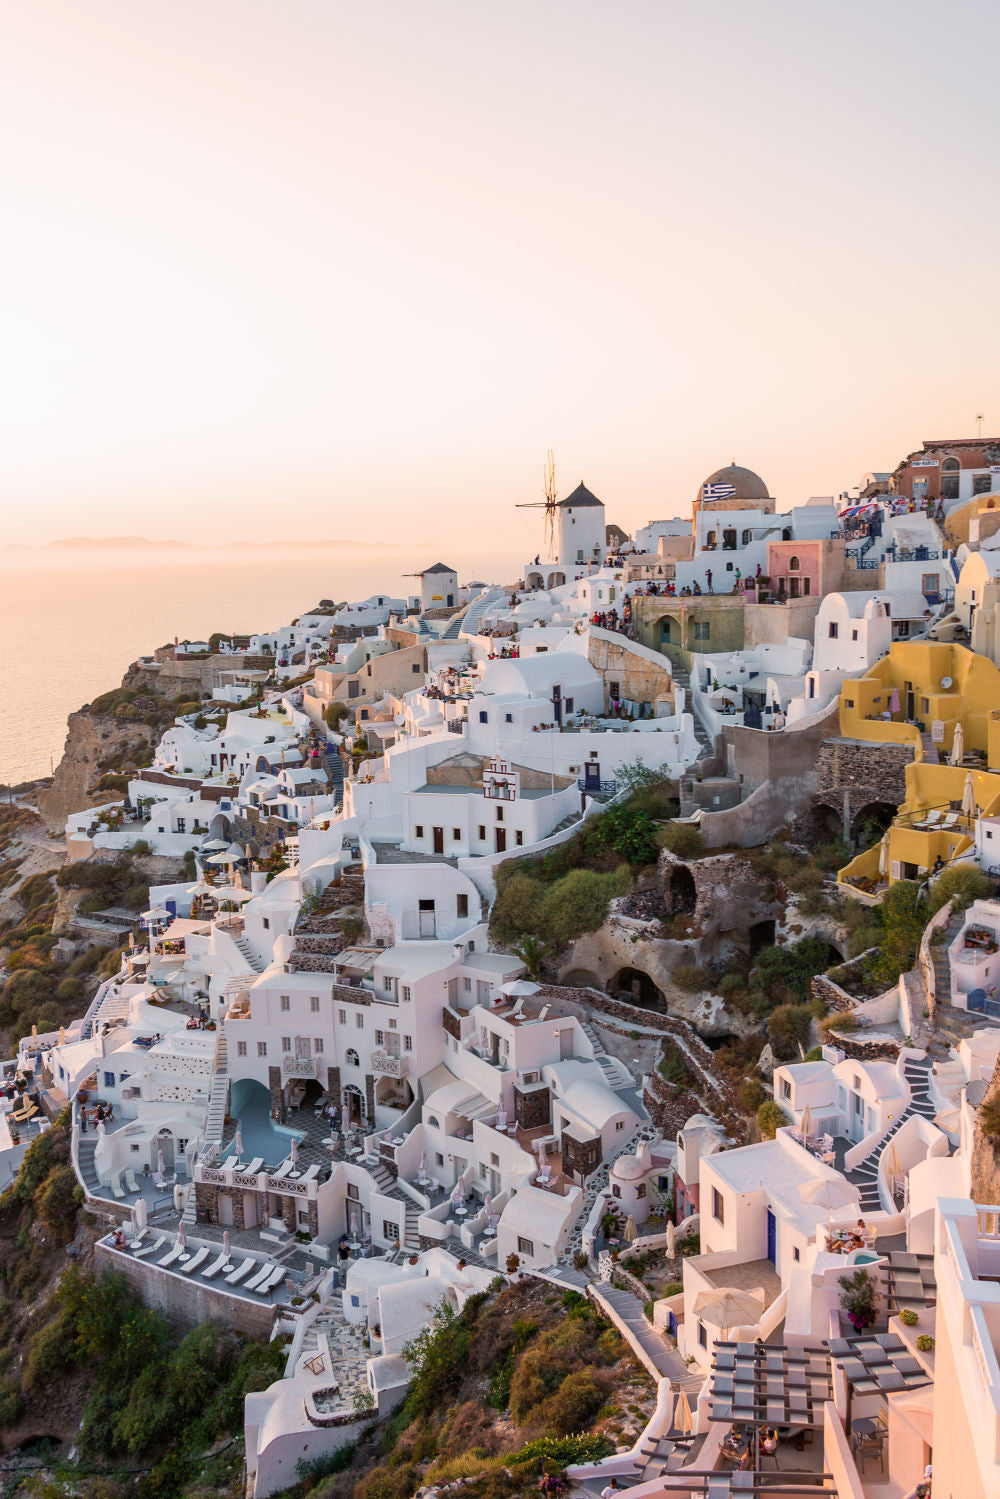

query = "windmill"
[516,450,559,559]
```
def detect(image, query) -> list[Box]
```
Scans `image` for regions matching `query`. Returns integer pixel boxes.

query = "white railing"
[371,1049,409,1078]
[282,1053,317,1078]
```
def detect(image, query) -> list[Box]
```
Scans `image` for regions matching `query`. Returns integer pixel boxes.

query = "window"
[694,621,710,640]
[280,995,290,1011]
[310,995,320,1012]
[793,1245,800,1262]
[713,1187,725,1224]
[941,454,960,499]
[742,528,752,546]
[404,1034,413,1051]
[414,824,424,839]
[435,1152,444,1166]
[844,698,854,708]
[851,629,858,641]
[463,977,472,991]
[347,1183,360,1200]
[615,1120,624,1131]
[314,1037,323,1052]
[375,1029,385,1046]
[383,1219,397,1240]
[412,662,421,672]
[338,1009,346,1024]
[517,1237,535,1256]
[104,1071,115,1089]
[477,824,486,840]
[237,1040,247,1056]
[922,573,939,594]
[612,1183,622,1198]
[176,817,185,833]
[257,1041,267,1057]
[698,1322,707,1348]
[457,894,468,918]
[452,827,461,841]
[402,985,411,1002]
[262,917,270,930]
[515,830,524,846]
[565,697,574,714]
[346,1048,360,1066]
[496,806,504,822]
[608,680,620,699]
[281,1036,291,1052]
[491,1152,499,1166]
[355,1013,364,1029]
[382,977,393,992]
[803,577,811,595]
[828,622,838,639]
[505,713,513,723]
[479,711,488,723]
[789,555,800,571]
[637,1183,647,1198]
[781,1079,791,1099]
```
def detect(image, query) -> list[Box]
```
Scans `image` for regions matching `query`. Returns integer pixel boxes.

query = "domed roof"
[611,1152,645,1181]
[697,463,770,505]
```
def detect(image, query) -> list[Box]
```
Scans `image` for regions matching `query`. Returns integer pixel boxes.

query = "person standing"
[706,568,713,592]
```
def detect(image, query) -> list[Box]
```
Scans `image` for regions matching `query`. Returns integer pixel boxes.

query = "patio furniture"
[132,1236,165,1259]
[244,1262,274,1292]
[124,1169,140,1193]
[158,1242,185,1268]
[242,1157,264,1175]
[225,1257,256,1285]
[111,1172,126,1200]
[260,1264,288,1294]
[202,1251,231,1279]
[181,1246,211,1275]
[300,1164,321,1182]
[128,1229,147,1250]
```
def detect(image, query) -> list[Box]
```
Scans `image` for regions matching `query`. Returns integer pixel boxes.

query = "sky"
[1,0,998,552]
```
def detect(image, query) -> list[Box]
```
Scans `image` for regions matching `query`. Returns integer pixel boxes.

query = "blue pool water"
[223,1078,302,1167]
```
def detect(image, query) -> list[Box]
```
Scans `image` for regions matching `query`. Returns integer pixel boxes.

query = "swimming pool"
[223,1078,303,1166]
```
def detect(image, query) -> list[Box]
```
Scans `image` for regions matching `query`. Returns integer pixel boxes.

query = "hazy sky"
[1,1,998,551]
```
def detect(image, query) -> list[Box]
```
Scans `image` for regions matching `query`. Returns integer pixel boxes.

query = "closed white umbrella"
[963,771,977,820]
[223,1229,231,1263]
[624,1215,639,1244]
[135,1197,148,1230]
[673,1389,694,1436]
[878,834,890,879]
[290,1137,299,1165]
[799,1104,814,1141]
[157,1147,165,1176]
[484,1194,493,1220]
[694,1288,762,1338]
[950,721,965,767]
[418,1152,428,1177]
[666,1220,676,1263]
[177,1221,187,1250]
[496,1108,507,1130]
[799,1175,861,1223]
[884,1141,903,1196]
[233,1129,244,1159]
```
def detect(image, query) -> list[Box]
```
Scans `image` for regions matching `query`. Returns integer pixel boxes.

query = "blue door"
[766,1208,776,1266]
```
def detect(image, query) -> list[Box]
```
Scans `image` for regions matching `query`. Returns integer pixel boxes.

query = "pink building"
[766,538,846,600]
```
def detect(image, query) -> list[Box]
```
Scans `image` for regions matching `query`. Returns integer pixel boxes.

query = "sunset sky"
[1,1,998,550]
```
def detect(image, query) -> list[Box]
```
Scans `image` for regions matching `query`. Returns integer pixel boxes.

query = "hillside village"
[6,442,1000,1498]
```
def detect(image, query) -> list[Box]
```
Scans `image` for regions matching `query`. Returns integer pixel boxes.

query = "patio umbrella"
[201,838,229,851]
[694,1288,762,1338]
[799,1104,814,1141]
[501,980,541,998]
[878,835,890,879]
[799,1175,861,1223]
[451,1180,465,1205]
[418,1152,428,1177]
[673,1389,694,1437]
[177,1221,187,1250]
[888,687,900,715]
[135,1197,148,1230]
[157,1147,165,1175]
[290,1137,299,1165]
[223,1229,231,1263]
[96,1118,106,1138]
[950,721,965,766]
[624,1215,638,1244]
[963,771,977,820]
[484,1194,493,1220]
[666,1220,675,1263]
[496,1108,507,1130]
[233,1129,244,1159]
[934,1107,962,1135]
[535,1138,547,1170]
[884,1141,903,1195]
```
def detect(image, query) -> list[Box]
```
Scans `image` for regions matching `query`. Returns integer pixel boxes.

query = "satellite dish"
[941,676,953,689]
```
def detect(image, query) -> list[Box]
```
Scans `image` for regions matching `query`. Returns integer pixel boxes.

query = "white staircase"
[182,1025,230,1225]
[80,978,133,1039]
[235,936,265,974]
[581,1023,635,1092]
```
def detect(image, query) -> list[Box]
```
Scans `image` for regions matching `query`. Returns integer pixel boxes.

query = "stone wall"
[811,973,861,1014]
[642,1071,709,1136]
[96,1243,278,1335]
[813,738,914,837]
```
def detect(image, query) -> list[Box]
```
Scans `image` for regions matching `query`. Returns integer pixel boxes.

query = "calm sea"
[0,542,522,785]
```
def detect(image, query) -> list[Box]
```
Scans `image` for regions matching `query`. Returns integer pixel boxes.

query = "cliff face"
[971,1051,1000,1205]
[37,706,158,831]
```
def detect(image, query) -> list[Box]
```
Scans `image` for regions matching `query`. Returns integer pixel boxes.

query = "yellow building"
[837,643,1000,897]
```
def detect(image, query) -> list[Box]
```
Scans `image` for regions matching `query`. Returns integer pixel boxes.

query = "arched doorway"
[343,1083,365,1127]
[612,966,665,1009]
[375,1074,414,1120]
[209,812,232,841]
[665,864,697,916]
[852,801,896,848]
[525,572,544,591]
[546,571,566,588]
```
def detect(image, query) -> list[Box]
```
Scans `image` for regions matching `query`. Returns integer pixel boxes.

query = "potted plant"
[839,1270,877,1333]
[408,1254,419,1266]
[506,1252,521,1279]
[915,1334,934,1352]
[899,1308,919,1327]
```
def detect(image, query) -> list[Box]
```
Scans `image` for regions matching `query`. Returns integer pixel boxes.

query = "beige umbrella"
[624,1215,638,1245]
[963,771,977,821]
[799,1175,861,1223]
[693,1287,762,1338]
[673,1389,694,1437]
[878,834,890,879]
[950,721,965,767]
[799,1104,814,1141]
[934,1107,962,1135]
[884,1141,903,1198]
[666,1220,676,1263]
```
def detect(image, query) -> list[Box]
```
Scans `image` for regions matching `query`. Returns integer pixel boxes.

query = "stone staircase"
[670,661,712,757]
[581,1022,636,1092]
[76,1138,100,1197]
[235,936,265,974]
[182,1026,230,1225]
[846,1057,936,1215]
[80,978,132,1040]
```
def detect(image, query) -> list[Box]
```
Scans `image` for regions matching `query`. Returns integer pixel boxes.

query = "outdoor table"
[852,1417,880,1439]
[454,1205,467,1217]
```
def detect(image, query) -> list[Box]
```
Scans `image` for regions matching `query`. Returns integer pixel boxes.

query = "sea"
[0,541,524,786]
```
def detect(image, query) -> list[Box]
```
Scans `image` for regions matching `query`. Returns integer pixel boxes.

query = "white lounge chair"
[225,1257,255,1286]
[124,1169,140,1194]
[132,1236,164,1260]
[260,1264,287,1294]
[202,1251,230,1280]
[271,1161,293,1180]
[181,1246,211,1275]
[243,1157,264,1175]
[244,1262,273,1292]
[300,1164,321,1182]
[110,1172,125,1200]
[158,1242,185,1268]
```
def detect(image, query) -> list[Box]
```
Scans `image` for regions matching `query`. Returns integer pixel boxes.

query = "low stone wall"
[96,1243,278,1335]
[825,1033,899,1062]
[643,1072,714,1137]
[811,974,860,1014]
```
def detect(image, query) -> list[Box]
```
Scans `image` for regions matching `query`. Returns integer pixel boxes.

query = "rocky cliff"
[971,1051,1000,1204]
[36,704,159,831]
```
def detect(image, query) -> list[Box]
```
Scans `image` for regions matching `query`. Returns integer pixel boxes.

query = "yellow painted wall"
[838,642,1000,756]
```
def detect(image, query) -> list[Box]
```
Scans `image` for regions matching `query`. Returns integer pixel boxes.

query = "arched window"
[789,556,800,571]
[741,529,752,546]
[427,1115,440,1129]
[941,455,960,500]
[345,1048,359,1067]
[706,530,717,548]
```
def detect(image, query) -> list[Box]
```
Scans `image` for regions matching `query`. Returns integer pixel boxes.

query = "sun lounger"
[260,1264,287,1294]
[111,1172,126,1200]
[240,1157,264,1175]
[158,1242,185,1268]
[181,1246,211,1275]
[202,1251,231,1280]
[132,1235,165,1260]
[244,1262,274,1292]
[299,1164,321,1182]
[124,1169,140,1193]
[225,1257,255,1286]
[271,1161,293,1180]
[11,1102,37,1123]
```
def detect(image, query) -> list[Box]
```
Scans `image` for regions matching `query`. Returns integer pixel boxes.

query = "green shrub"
[915,1334,935,1352]
[0,1375,23,1428]
[663,1282,683,1298]
[595,805,659,866]
[767,1004,813,1059]
[757,1100,788,1140]
[738,1078,767,1114]
[979,1092,1000,1139]
[658,1043,694,1089]
[672,962,714,992]
[34,1164,82,1238]
[540,1368,608,1435]
[659,823,706,860]
[928,864,993,916]
[898,1308,919,1326]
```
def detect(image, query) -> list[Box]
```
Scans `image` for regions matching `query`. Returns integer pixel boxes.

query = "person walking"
[705,568,713,592]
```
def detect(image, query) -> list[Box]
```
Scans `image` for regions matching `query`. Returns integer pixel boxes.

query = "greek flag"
[703,482,736,500]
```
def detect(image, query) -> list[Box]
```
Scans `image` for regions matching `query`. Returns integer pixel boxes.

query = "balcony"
[282,1053,318,1078]
[370,1049,409,1078]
